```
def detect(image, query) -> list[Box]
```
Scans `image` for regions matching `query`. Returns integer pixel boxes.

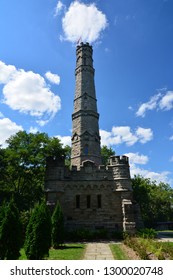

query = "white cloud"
[54,1,65,16]
[125,152,149,165]
[0,61,16,83]
[45,71,60,85]
[0,61,61,126]
[119,152,171,185]
[29,127,39,134]
[36,120,50,127]
[170,135,173,141]
[159,91,173,111]
[100,126,153,147]
[136,127,153,143]
[136,93,161,117]
[61,1,108,43]
[136,90,173,117]
[0,118,23,147]
[112,126,138,146]
[130,163,172,186]
[56,135,71,146]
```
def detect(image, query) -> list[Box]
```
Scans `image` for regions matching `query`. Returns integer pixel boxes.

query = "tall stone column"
[71,43,102,169]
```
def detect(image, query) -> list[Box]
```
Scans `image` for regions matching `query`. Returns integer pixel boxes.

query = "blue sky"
[0,0,173,186]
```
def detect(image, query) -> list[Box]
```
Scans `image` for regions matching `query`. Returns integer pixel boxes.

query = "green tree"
[101,145,115,165]
[24,200,51,260]
[52,201,64,248]
[64,145,71,167]
[132,175,173,227]
[0,131,65,210]
[0,198,22,259]
[0,201,6,225]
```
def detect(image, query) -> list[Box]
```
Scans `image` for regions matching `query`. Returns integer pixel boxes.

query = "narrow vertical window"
[97,194,102,208]
[87,195,91,208]
[84,144,89,155]
[76,195,80,208]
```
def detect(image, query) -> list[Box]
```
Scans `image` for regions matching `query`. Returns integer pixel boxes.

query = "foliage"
[113,231,124,240]
[0,201,6,225]
[131,175,173,227]
[0,131,65,210]
[124,237,150,259]
[20,210,31,243]
[52,201,65,248]
[24,200,51,260]
[65,228,94,241]
[124,236,173,260]
[101,145,115,165]
[0,198,22,260]
[64,145,71,167]
[137,228,157,239]
[65,228,109,241]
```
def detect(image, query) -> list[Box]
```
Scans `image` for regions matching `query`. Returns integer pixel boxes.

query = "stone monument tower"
[71,43,102,168]
[45,43,142,233]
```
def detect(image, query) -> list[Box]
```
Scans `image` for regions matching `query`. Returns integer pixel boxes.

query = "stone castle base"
[45,156,143,234]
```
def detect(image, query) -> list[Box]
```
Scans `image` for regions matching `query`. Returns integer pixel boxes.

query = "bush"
[137,228,157,239]
[65,228,94,242]
[52,201,64,248]
[24,200,51,260]
[65,228,109,241]
[124,237,149,260]
[0,198,22,260]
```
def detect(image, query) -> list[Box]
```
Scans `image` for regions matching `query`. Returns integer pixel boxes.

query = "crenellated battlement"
[76,42,92,53]
[109,155,129,166]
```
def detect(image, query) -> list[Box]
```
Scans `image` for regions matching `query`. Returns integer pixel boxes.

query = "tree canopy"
[132,175,173,227]
[101,145,115,165]
[0,131,66,210]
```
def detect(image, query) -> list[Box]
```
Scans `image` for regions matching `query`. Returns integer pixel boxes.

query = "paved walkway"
[157,232,173,242]
[83,242,114,260]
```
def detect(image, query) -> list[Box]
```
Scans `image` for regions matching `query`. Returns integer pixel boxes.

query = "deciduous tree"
[132,175,173,227]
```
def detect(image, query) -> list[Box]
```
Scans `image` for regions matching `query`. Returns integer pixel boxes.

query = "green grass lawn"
[19,244,86,260]
[110,244,129,260]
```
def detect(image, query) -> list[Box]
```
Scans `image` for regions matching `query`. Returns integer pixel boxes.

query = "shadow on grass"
[19,243,86,260]
[54,245,84,250]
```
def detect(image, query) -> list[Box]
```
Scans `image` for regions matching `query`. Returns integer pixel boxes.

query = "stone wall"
[45,156,137,233]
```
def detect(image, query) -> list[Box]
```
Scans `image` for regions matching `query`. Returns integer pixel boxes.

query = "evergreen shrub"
[0,198,22,259]
[24,200,51,260]
[52,201,64,248]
